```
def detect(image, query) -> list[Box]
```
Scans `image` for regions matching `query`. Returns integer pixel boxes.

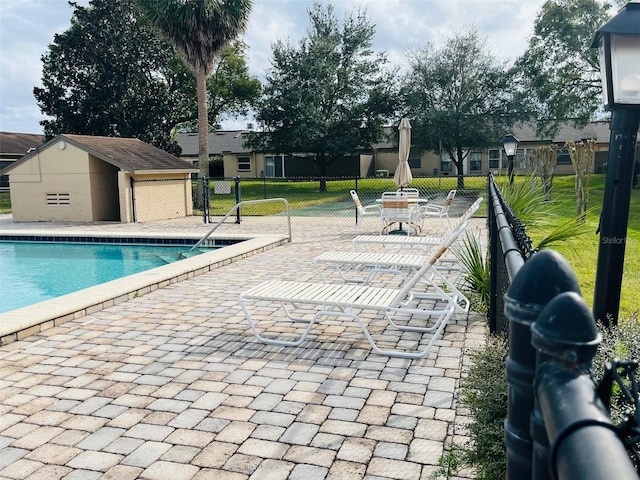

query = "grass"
[521,174,639,319]
[0,192,10,213]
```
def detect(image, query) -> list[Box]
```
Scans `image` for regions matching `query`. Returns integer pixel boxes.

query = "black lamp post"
[502,134,519,186]
[591,0,640,327]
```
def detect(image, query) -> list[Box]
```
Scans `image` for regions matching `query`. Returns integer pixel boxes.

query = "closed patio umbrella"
[393,118,413,188]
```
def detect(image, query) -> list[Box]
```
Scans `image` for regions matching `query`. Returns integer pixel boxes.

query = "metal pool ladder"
[190,198,291,251]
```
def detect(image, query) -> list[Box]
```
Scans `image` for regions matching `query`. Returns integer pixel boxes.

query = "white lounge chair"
[238,220,470,359]
[350,190,381,234]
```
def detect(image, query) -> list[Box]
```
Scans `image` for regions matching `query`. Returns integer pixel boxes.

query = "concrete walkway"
[0,216,487,479]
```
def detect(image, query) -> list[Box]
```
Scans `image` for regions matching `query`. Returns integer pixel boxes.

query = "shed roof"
[2,134,197,175]
[0,132,46,156]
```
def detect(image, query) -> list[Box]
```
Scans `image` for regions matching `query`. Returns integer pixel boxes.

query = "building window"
[489,149,501,169]
[237,156,251,172]
[557,148,571,165]
[440,152,453,172]
[408,153,421,169]
[516,148,527,170]
[470,152,482,171]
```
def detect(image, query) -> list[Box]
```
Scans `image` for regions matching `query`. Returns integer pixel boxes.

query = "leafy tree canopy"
[34,0,191,153]
[402,26,513,188]
[248,1,398,176]
[514,0,611,138]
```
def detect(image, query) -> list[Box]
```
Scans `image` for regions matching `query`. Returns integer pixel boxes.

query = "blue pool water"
[0,241,209,314]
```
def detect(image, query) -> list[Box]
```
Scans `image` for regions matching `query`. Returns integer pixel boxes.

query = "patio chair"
[352,197,482,255]
[418,189,456,229]
[238,220,469,359]
[350,189,381,234]
[380,191,420,235]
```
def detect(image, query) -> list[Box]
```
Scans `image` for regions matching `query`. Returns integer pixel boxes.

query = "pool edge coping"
[0,234,289,346]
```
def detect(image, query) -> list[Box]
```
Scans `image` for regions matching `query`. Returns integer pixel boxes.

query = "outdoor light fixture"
[591,0,640,327]
[591,0,640,110]
[502,134,518,185]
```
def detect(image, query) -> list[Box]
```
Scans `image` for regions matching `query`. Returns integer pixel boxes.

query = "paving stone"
[373,441,409,460]
[21,464,72,480]
[103,436,145,455]
[101,464,144,480]
[336,437,376,464]
[160,445,201,464]
[0,458,43,479]
[247,459,294,479]
[24,443,81,465]
[168,408,210,429]
[165,428,216,447]
[192,441,238,468]
[326,460,367,479]
[289,463,329,480]
[366,457,422,480]
[125,423,174,441]
[11,426,63,449]
[66,451,123,472]
[237,438,288,460]
[76,426,125,450]
[279,422,319,446]
[140,460,200,480]
[407,438,444,465]
[121,441,172,468]
[222,453,262,475]
[60,469,102,480]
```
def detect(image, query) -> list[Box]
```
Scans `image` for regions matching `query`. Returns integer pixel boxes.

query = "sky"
[0,0,548,134]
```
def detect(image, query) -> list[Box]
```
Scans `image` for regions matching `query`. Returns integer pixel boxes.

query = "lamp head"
[502,134,519,156]
[591,1,640,110]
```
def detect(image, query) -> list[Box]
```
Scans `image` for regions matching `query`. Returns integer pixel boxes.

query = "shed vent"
[46,193,70,206]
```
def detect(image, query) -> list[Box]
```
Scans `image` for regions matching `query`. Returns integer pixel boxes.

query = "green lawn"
[524,174,639,318]
[0,192,10,213]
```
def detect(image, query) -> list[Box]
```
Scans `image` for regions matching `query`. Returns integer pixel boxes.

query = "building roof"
[511,121,612,144]
[177,130,252,156]
[2,134,197,175]
[0,132,46,157]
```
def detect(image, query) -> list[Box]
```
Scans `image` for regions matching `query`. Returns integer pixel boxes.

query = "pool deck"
[0,214,487,479]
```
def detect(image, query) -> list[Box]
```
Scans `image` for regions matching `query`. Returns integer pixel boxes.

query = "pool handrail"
[190,198,291,251]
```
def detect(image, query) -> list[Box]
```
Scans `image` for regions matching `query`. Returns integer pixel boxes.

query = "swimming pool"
[0,239,213,314]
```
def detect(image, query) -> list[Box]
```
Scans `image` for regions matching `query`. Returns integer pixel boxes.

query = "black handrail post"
[531,291,638,479]
[130,177,137,223]
[234,176,241,224]
[503,250,581,480]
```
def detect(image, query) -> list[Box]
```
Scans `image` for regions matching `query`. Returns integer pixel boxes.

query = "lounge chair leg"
[238,296,316,347]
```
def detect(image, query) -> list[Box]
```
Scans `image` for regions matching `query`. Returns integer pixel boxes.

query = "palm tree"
[137,0,252,187]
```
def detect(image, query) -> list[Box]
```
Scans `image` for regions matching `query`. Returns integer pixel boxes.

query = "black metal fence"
[487,173,638,479]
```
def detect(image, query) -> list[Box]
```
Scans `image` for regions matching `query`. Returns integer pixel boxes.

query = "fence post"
[130,177,137,223]
[202,176,210,224]
[234,176,241,224]
[531,291,638,479]
[503,250,581,480]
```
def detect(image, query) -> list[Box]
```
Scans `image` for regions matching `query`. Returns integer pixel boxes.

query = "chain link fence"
[130,174,487,240]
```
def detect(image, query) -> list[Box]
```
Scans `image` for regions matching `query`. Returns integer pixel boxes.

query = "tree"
[173,41,262,133]
[403,27,513,189]
[137,0,252,183]
[34,0,192,153]
[566,138,596,218]
[528,144,558,201]
[248,1,397,189]
[514,0,611,137]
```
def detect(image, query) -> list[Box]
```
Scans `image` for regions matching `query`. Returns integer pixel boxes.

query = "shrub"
[452,317,640,479]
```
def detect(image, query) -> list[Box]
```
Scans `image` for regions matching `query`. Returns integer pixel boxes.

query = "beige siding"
[8,142,94,222]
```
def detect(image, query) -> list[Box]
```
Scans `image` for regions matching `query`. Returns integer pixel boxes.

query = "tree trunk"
[454,147,465,190]
[317,151,327,192]
[197,68,209,207]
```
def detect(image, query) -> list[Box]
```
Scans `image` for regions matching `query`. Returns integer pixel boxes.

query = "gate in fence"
[487,173,639,479]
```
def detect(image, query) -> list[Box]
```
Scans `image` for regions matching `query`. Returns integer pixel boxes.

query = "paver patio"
[0,215,487,479]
